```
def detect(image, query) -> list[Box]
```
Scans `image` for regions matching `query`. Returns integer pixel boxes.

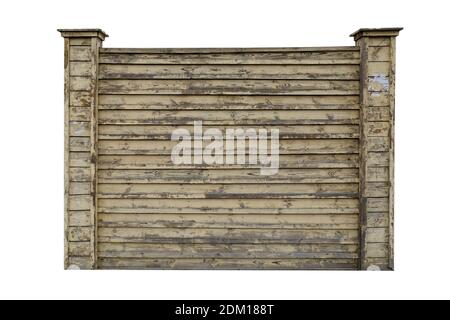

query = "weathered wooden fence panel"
[59,28,401,270]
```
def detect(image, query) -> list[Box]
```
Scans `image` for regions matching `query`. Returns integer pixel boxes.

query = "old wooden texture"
[59,29,107,269]
[94,43,362,271]
[353,28,401,270]
[60,29,400,270]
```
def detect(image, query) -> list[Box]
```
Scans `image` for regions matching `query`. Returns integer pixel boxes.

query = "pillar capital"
[58,28,108,41]
[350,28,403,41]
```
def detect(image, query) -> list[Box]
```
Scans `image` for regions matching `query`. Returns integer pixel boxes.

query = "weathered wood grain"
[98,198,359,214]
[98,213,358,229]
[98,168,359,185]
[98,243,358,259]
[99,64,359,80]
[98,227,359,244]
[97,257,358,270]
[97,183,358,199]
[100,49,360,65]
[99,94,359,110]
[98,139,359,155]
[98,154,359,169]
[98,110,359,125]
[98,79,359,95]
[99,125,360,140]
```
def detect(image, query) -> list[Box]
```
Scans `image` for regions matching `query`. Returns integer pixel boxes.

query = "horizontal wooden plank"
[98,79,359,95]
[98,213,358,229]
[70,121,90,137]
[366,228,388,243]
[99,125,360,140]
[99,64,359,80]
[98,139,359,155]
[98,257,358,270]
[98,183,358,199]
[98,154,359,169]
[70,77,92,91]
[69,242,90,257]
[99,49,360,65]
[70,137,90,152]
[98,227,359,244]
[70,152,91,167]
[69,46,90,61]
[68,227,91,242]
[69,167,90,181]
[98,168,359,185]
[98,198,359,214]
[69,182,90,195]
[101,47,360,54]
[98,110,359,125]
[99,94,360,110]
[69,195,92,211]
[69,211,91,227]
[98,243,358,259]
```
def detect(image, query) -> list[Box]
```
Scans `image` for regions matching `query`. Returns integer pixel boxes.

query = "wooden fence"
[59,28,401,270]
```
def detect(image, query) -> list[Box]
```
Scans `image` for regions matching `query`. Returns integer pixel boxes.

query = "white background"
[0,0,449,300]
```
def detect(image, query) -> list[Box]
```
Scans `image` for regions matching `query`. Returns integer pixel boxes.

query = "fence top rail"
[99,46,360,54]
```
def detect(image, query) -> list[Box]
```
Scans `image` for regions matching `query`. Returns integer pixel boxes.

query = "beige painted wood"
[99,94,359,110]
[98,243,359,259]
[98,154,359,169]
[98,79,359,95]
[98,110,359,125]
[98,139,359,155]
[98,214,358,230]
[98,258,358,270]
[99,124,359,140]
[97,183,358,199]
[61,28,399,270]
[97,168,359,185]
[99,64,359,80]
[98,228,359,244]
[100,49,360,64]
[353,28,400,270]
[60,29,106,269]
[97,198,359,214]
